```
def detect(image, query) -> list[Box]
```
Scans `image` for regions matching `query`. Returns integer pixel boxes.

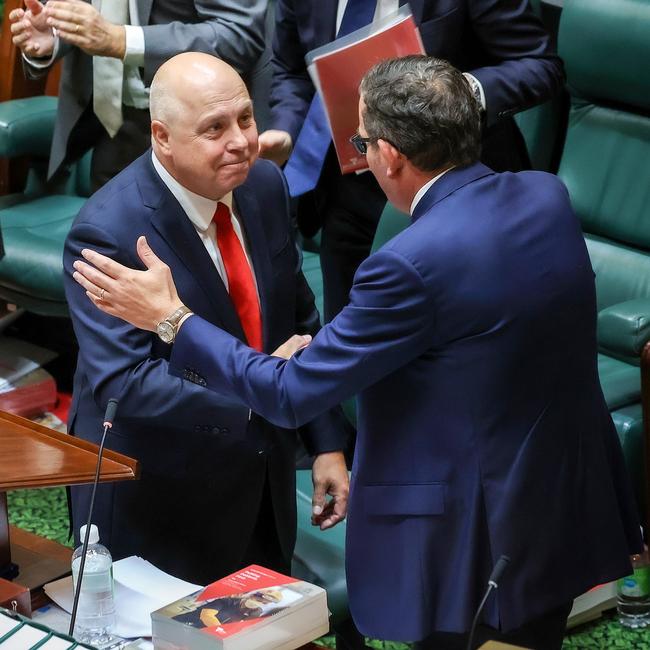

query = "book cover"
[152,565,327,649]
[308,7,425,174]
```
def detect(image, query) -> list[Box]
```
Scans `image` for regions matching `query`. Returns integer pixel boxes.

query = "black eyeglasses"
[349,132,372,156]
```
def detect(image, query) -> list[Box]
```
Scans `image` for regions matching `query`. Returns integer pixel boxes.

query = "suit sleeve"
[64,220,246,430]
[466,0,565,126]
[169,248,436,429]
[141,0,266,82]
[268,0,314,140]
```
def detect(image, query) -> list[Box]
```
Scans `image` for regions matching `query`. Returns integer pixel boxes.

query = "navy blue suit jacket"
[63,153,345,584]
[270,0,564,141]
[169,163,641,640]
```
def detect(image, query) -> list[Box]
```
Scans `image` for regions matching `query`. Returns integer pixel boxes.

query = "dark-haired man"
[73,56,640,649]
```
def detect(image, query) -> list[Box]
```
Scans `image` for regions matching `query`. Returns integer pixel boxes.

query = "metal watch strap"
[164,305,192,329]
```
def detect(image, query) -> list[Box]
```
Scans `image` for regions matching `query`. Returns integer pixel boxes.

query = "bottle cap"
[79,524,100,545]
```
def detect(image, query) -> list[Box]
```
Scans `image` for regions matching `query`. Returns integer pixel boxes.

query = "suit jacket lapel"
[137,0,154,26]
[233,183,272,352]
[137,156,246,341]
[320,0,339,42]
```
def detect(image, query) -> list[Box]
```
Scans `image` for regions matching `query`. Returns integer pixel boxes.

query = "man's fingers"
[24,0,44,14]
[86,291,118,317]
[10,18,29,34]
[72,263,114,299]
[73,259,117,293]
[8,8,25,21]
[136,236,165,270]
[312,480,327,517]
[80,248,130,279]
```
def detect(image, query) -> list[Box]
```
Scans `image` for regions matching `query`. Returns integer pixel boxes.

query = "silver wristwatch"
[156,306,193,344]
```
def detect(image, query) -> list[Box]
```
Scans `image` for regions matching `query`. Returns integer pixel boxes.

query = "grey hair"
[360,55,481,171]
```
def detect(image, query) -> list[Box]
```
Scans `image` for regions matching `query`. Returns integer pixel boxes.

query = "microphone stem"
[466,584,494,650]
[68,423,110,637]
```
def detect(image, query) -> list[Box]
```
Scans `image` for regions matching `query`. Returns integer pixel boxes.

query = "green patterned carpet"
[9,488,650,648]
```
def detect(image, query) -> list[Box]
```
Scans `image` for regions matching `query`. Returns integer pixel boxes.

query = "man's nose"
[226,125,249,150]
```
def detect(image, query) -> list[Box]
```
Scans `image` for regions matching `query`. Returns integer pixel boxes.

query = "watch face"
[156,321,175,344]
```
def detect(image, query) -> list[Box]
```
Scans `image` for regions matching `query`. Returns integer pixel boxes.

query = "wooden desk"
[0,410,138,579]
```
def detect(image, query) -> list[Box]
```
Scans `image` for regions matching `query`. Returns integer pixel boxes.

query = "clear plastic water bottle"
[617,547,650,628]
[71,524,116,645]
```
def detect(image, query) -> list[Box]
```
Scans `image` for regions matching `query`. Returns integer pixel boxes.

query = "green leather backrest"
[559,0,650,111]
[558,0,650,309]
[559,100,650,251]
[586,236,650,312]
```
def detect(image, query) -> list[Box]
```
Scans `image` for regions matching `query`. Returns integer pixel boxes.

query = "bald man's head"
[150,53,245,125]
[149,53,258,200]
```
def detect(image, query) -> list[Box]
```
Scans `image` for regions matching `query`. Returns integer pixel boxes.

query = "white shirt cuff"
[22,29,59,68]
[123,25,145,66]
[463,72,487,112]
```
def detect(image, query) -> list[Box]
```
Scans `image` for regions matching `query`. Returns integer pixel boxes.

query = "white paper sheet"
[44,556,202,639]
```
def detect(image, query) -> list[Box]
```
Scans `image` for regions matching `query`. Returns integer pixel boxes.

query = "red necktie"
[213,202,263,351]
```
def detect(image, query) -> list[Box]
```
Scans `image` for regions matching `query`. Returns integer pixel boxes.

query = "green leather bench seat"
[612,404,646,517]
[0,97,91,317]
[598,354,642,412]
[0,195,85,315]
[557,0,650,523]
[0,96,57,159]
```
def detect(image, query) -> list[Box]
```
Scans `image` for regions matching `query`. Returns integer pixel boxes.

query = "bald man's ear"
[377,139,404,178]
[151,120,172,156]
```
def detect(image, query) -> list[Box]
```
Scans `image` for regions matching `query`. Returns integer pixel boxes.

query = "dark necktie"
[213,202,263,351]
[283,0,377,197]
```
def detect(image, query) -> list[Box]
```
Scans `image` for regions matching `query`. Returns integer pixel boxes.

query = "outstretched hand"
[9,0,55,58]
[72,236,183,331]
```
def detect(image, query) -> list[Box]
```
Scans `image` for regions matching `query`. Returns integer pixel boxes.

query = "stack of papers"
[44,556,202,639]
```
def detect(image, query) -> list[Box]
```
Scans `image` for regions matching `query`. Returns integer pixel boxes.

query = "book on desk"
[152,565,328,650]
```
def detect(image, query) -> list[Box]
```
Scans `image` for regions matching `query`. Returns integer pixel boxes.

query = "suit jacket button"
[194,425,201,432]
[211,426,220,434]
[220,427,229,434]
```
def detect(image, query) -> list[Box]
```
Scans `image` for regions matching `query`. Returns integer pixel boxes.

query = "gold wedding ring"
[74,24,79,33]
[100,288,105,300]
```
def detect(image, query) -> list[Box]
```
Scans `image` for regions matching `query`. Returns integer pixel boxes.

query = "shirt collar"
[151,151,233,231]
[409,167,454,216]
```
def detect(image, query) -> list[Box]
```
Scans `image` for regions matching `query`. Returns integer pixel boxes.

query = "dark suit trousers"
[413,602,573,650]
[64,104,151,192]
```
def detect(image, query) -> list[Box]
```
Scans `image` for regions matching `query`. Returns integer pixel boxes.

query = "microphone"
[68,399,119,637]
[465,554,510,650]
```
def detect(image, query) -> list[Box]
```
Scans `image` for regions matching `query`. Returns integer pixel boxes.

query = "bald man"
[62,53,348,585]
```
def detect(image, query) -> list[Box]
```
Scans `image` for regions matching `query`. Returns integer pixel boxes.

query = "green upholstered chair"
[556,0,650,525]
[0,96,90,316]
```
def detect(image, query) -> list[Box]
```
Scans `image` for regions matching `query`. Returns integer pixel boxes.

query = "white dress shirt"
[151,152,260,298]
[409,168,453,215]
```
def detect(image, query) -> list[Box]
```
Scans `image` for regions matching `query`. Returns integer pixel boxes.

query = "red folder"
[309,10,425,174]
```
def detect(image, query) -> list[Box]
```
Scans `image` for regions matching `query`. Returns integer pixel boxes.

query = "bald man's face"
[158,75,258,199]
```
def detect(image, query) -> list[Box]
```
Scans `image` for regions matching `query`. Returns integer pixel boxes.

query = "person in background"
[9,0,267,190]
[62,52,348,586]
[259,0,565,324]
[73,55,640,650]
